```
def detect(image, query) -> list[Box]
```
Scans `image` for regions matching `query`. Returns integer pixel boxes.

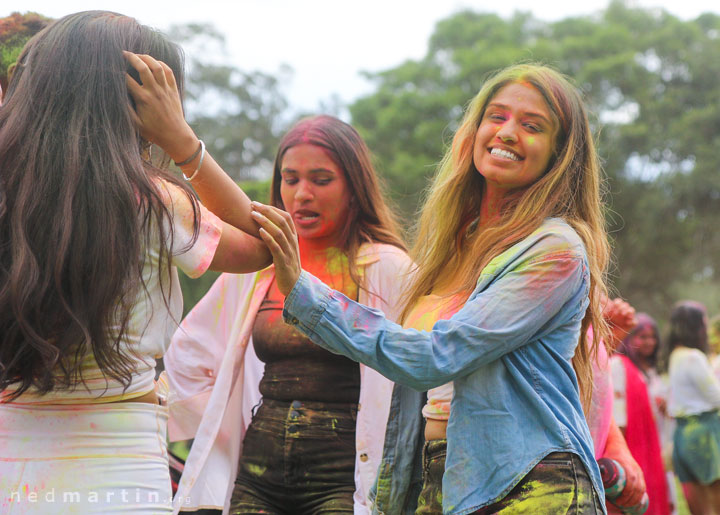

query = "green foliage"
[167,23,290,182]
[349,1,720,318]
[0,11,52,90]
[239,179,272,204]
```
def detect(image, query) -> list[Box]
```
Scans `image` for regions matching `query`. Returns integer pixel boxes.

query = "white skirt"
[0,401,172,514]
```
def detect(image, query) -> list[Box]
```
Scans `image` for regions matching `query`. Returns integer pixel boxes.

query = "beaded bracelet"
[183,140,206,182]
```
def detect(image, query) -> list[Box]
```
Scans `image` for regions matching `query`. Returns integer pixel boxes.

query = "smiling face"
[473,82,558,194]
[279,143,352,247]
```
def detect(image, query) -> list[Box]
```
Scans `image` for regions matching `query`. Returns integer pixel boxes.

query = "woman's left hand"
[123,51,197,161]
[250,202,301,296]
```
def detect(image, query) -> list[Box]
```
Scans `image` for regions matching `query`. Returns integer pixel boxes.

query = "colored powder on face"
[527,136,536,145]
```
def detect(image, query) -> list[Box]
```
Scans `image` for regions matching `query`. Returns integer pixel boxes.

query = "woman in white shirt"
[667,301,720,514]
[0,11,270,513]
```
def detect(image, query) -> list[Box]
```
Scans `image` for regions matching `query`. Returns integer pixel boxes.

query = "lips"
[293,209,320,226]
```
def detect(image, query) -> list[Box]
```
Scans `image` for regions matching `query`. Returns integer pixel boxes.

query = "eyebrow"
[280,167,337,175]
[486,102,553,126]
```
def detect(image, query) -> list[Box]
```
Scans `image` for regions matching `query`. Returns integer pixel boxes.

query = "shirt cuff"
[282,270,332,335]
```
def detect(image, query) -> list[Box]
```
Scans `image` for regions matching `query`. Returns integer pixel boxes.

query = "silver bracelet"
[183,140,205,182]
[174,140,202,166]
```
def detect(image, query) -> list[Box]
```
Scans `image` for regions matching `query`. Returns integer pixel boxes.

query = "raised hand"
[123,51,197,161]
[250,202,301,296]
[602,297,637,348]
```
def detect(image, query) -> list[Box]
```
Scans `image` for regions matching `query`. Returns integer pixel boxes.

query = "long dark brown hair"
[0,11,199,400]
[270,115,406,285]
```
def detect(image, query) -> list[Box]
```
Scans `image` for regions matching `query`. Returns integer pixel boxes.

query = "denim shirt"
[283,218,605,515]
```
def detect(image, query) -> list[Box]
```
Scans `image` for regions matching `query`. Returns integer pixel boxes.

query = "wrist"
[162,129,199,163]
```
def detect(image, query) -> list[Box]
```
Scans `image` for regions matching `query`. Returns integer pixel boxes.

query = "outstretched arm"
[124,51,270,273]
[250,202,587,390]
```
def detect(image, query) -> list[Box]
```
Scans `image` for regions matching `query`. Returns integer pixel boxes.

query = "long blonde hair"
[404,63,609,411]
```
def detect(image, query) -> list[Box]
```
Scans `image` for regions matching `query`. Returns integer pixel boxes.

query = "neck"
[298,237,345,272]
[636,356,652,372]
[297,237,356,296]
[479,183,506,226]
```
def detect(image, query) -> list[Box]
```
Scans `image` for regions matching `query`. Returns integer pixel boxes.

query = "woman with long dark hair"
[0,11,270,513]
[164,115,411,514]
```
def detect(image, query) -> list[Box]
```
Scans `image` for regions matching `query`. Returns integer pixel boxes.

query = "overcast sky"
[6,0,719,114]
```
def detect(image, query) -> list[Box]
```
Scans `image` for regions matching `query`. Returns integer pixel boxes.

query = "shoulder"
[482,218,585,278]
[529,218,586,257]
[152,178,197,215]
[670,347,703,365]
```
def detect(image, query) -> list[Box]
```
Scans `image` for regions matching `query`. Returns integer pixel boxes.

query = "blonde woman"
[252,63,610,514]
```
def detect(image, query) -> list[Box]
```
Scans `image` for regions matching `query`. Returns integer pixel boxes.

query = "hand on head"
[123,51,197,161]
[250,202,301,296]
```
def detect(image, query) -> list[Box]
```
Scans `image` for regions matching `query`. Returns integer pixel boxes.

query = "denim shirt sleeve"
[283,235,587,391]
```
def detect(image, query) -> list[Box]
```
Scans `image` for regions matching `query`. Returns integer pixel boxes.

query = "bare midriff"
[425,418,448,441]
[111,388,159,405]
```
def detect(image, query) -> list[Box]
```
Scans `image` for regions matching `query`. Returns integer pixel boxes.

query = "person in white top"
[667,301,720,514]
[0,11,271,513]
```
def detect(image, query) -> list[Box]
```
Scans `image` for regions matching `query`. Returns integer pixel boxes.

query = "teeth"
[490,148,521,161]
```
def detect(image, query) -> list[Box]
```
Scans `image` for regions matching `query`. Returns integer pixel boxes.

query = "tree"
[0,12,52,92]
[349,1,720,317]
[167,23,290,181]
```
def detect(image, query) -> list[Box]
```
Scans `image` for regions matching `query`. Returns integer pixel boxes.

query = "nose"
[295,180,313,202]
[495,119,518,143]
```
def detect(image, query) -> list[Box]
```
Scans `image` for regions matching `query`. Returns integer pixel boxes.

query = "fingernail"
[251,201,261,208]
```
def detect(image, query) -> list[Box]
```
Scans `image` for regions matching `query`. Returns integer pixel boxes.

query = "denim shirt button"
[290,317,299,325]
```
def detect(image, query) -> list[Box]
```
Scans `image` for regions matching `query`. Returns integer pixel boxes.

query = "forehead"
[281,143,341,172]
[488,82,552,115]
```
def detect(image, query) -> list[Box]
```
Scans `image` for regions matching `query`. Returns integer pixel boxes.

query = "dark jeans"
[231,398,357,514]
[416,438,447,515]
[417,439,602,514]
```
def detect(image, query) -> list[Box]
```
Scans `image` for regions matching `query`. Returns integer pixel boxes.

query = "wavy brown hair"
[403,64,610,412]
[270,115,406,285]
[0,11,199,400]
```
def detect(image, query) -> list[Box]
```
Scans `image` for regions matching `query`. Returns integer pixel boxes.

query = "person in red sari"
[611,314,671,515]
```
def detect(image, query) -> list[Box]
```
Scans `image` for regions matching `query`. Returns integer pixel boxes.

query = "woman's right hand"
[250,202,301,296]
[123,51,198,161]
